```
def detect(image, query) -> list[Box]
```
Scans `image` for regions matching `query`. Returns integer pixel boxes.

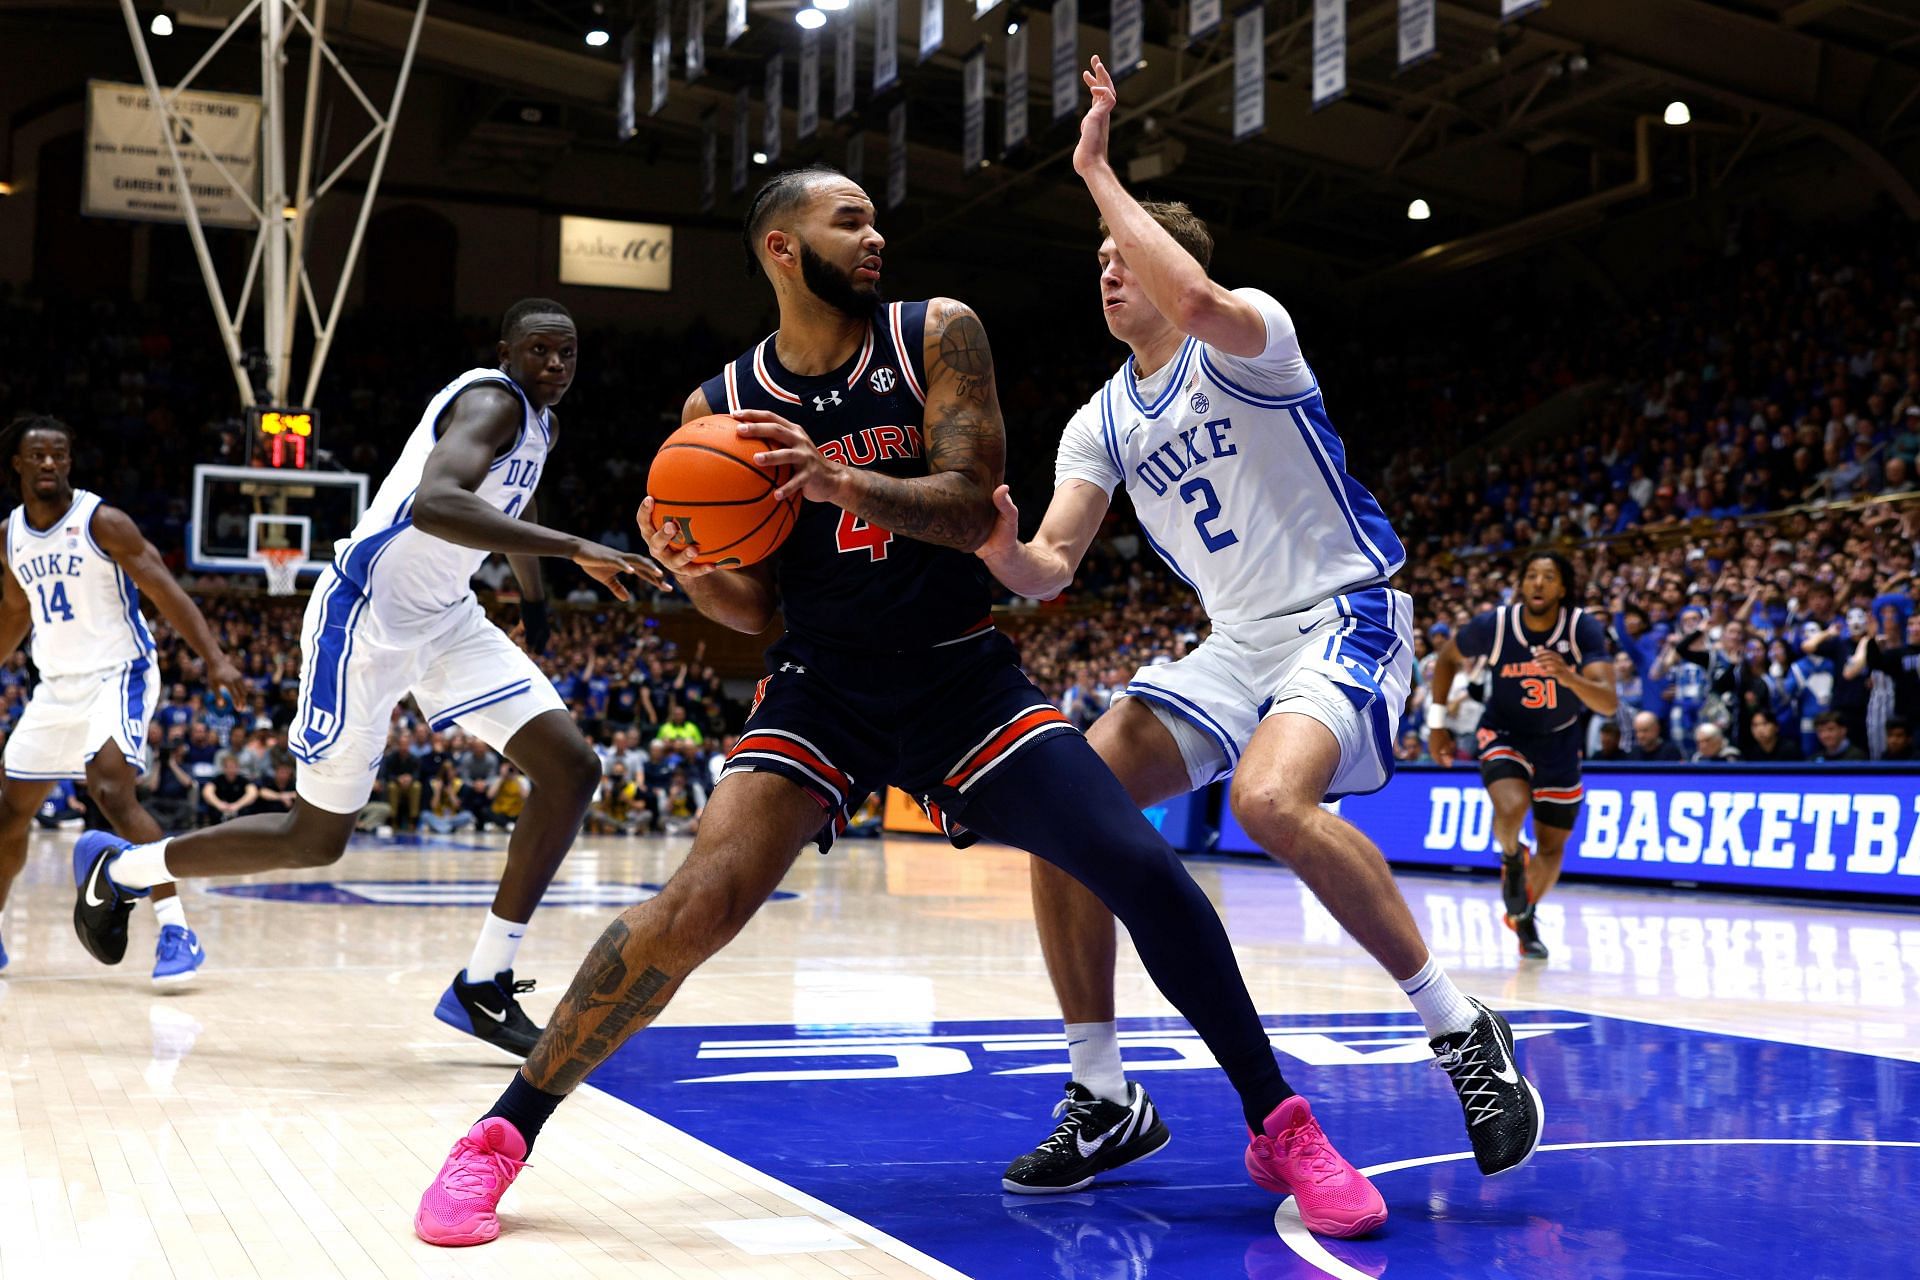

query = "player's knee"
[281,810,351,868]
[532,738,602,810]
[1229,782,1313,865]
[84,775,138,820]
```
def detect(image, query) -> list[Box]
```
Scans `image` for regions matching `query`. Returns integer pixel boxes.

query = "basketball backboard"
[190,464,368,579]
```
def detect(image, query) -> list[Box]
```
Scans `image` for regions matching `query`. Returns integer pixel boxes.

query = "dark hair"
[742,165,846,276]
[1887,716,1910,734]
[501,298,573,340]
[3,413,75,460]
[1521,549,1579,601]
[1098,200,1214,269]
[1813,710,1845,730]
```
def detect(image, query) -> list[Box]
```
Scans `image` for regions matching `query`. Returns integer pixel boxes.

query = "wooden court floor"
[0,827,1914,1279]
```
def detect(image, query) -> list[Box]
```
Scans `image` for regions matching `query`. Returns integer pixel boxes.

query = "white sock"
[1398,954,1478,1038]
[1065,1021,1128,1104]
[464,911,528,983]
[151,895,187,930]
[111,840,175,891]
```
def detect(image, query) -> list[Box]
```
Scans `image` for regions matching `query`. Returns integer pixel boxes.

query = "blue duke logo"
[1190,391,1210,414]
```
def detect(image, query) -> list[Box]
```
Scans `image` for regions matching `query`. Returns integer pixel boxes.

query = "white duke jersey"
[333,368,549,640]
[1055,288,1405,623]
[5,489,155,677]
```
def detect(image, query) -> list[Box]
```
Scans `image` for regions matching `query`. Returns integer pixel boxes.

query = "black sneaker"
[1430,997,1545,1176]
[71,830,145,966]
[433,969,543,1056]
[1509,907,1549,959]
[1002,1082,1170,1195]
[1499,843,1531,919]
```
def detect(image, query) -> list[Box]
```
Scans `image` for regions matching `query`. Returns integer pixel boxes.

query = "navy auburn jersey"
[1455,605,1610,736]
[700,299,993,651]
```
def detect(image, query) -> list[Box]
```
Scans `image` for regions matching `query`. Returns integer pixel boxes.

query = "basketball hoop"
[259,547,304,596]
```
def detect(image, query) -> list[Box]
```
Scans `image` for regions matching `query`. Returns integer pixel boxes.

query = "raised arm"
[91,504,246,706]
[733,298,1004,552]
[975,480,1111,600]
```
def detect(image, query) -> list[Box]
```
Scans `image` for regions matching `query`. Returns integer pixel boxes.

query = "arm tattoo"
[836,299,1004,551]
[523,919,676,1093]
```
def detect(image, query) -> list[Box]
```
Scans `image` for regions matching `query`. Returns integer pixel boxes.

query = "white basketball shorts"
[288,568,564,813]
[3,656,158,780]
[1117,585,1414,799]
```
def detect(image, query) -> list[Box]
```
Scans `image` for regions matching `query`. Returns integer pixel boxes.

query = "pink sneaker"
[415,1117,529,1246]
[1244,1095,1387,1238]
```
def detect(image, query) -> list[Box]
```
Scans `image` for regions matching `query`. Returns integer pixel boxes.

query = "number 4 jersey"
[701,299,992,650]
[1054,288,1405,623]
[5,489,155,677]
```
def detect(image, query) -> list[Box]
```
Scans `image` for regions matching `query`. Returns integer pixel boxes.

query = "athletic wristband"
[522,599,551,655]
[1425,702,1449,731]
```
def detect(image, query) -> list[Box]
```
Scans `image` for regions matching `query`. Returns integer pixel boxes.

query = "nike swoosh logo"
[1075,1117,1128,1159]
[1298,623,1317,634]
[474,1004,510,1023]
[1487,1028,1520,1085]
[85,859,111,909]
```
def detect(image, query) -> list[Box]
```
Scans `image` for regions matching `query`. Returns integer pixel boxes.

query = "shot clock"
[248,406,318,470]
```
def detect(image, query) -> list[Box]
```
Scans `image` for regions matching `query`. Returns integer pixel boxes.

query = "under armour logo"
[779,661,808,674]
[813,391,843,411]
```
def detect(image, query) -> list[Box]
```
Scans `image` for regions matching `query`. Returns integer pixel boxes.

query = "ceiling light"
[150,11,174,35]
[1007,19,1019,33]
[797,6,826,27]
[753,150,769,164]
[282,205,297,219]
[1663,100,1690,126]
[1407,198,1431,221]
[585,28,611,46]
[0,182,14,197]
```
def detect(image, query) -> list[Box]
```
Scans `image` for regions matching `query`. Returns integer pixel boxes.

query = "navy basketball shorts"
[717,627,1077,851]
[1476,725,1584,831]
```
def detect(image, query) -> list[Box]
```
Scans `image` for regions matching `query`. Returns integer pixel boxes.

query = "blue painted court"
[585,1010,1919,1279]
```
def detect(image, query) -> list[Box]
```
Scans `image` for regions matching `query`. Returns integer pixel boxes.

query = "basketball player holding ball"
[416,167,1391,1246]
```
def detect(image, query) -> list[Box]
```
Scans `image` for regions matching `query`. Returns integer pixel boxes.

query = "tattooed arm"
[734,297,1004,552]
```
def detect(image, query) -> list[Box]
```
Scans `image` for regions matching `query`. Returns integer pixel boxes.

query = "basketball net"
[259,547,303,596]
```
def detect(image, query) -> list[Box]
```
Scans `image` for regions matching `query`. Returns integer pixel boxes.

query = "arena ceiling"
[11,0,1920,288]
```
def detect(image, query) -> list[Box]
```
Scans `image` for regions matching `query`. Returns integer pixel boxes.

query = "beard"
[799,240,882,319]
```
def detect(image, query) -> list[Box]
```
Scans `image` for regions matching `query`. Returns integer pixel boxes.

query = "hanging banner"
[1312,0,1345,111]
[962,45,987,172]
[1004,23,1029,153]
[1051,0,1079,121]
[1233,5,1264,140]
[887,102,907,209]
[687,0,707,81]
[618,28,639,140]
[920,0,943,63]
[727,0,746,44]
[875,0,900,92]
[799,30,821,141]
[764,55,784,163]
[1189,0,1221,43]
[732,85,750,193]
[1398,0,1434,70]
[834,14,857,118]
[701,112,717,212]
[558,216,673,291]
[651,2,672,116]
[1501,0,1544,18]
[846,130,866,185]
[1111,0,1142,79]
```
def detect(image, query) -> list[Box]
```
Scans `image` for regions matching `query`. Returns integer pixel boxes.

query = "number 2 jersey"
[4,488,154,677]
[1454,605,1611,736]
[1053,288,1405,623]
[700,300,991,650]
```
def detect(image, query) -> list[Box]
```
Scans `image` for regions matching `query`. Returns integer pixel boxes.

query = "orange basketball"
[646,414,801,568]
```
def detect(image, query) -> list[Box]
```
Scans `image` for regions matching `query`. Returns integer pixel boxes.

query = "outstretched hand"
[1073,56,1118,178]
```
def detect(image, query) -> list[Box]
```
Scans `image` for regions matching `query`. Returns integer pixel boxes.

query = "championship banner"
[920,0,944,63]
[1398,0,1434,70]
[700,112,717,212]
[731,85,750,193]
[1233,6,1264,140]
[799,30,821,140]
[962,45,987,173]
[1501,0,1544,18]
[846,130,866,184]
[875,0,901,92]
[1111,0,1143,80]
[834,13,857,119]
[618,27,639,139]
[1051,0,1079,121]
[764,54,784,163]
[727,0,746,44]
[887,102,908,209]
[1312,0,1346,110]
[651,1,673,116]
[1004,22,1030,152]
[85,80,261,228]
[687,0,707,81]
[1189,0,1221,43]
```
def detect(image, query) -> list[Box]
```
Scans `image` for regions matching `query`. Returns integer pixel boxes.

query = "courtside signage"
[557,215,674,291]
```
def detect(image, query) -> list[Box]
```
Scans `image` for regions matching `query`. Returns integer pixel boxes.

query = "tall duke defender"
[976,55,1544,1195]
[70,302,663,1052]
[1429,551,1618,959]
[416,167,1390,1250]
[0,415,246,984]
